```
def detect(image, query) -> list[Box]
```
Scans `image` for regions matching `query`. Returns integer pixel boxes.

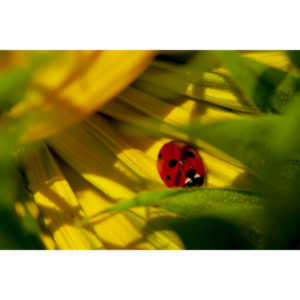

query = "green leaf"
[157,50,199,65]
[286,50,300,70]
[0,67,32,112]
[158,50,220,71]
[0,208,44,249]
[181,93,300,175]
[180,96,300,248]
[110,188,263,234]
[109,188,264,249]
[216,51,300,113]
[0,51,57,112]
[183,115,281,176]
[270,98,300,158]
[110,188,261,214]
[143,216,262,249]
[0,85,44,247]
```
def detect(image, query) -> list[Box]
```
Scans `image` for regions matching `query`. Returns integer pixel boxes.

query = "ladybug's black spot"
[158,153,162,160]
[194,176,204,186]
[186,151,195,158]
[168,159,178,168]
[185,169,196,179]
[166,175,171,181]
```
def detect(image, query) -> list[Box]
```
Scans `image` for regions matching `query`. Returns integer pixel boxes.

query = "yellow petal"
[0,51,29,71]
[15,202,26,218]
[9,51,155,142]
[85,114,163,187]
[102,91,244,167]
[135,62,257,113]
[47,124,142,199]
[40,233,57,250]
[240,50,292,71]
[60,162,182,249]
[22,142,104,249]
[119,87,243,126]
[47,117,183,249]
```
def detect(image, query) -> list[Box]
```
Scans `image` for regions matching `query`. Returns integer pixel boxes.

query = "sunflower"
[1,50,299,249]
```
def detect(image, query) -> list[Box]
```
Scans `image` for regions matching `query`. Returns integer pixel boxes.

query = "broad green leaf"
[216,51,300,113]
[143,216,262,249]
[110,188,261,214]
[109,188,264,249]
[109,188,263,231]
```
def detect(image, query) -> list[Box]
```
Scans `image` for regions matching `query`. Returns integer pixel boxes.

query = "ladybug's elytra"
[157,140,206,188]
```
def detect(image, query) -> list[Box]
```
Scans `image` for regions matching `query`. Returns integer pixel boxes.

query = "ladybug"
[157,140,206,188]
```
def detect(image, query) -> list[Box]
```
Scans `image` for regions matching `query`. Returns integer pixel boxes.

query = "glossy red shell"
[157,141,206,188]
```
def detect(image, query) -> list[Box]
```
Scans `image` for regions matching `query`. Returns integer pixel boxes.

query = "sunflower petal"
[134,65,256,113]
[59,162,182,249]
[84,114,163,186]
[22,142,104,249]
[119,87,243,126]
[47,124,142,199]
[9,51,155,142]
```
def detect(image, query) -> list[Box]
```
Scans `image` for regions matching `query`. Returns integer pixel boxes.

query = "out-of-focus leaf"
[256,99,300,248]
[216,51,300,113]
[157,51,198,64]
[0,117,30,208]
[0,53,54,249]
[0,142,44,249]
[0,51,56,112]
[158,50,220,70]
[0,68,32,112]
[0,208,44,249]
[0,106,43,247]
[180,51,221,75]
[270,98,300,158]
[286,50,300,70]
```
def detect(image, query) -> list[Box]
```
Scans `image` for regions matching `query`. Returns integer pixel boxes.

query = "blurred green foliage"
[215,51,300,113]
[0,51,56,113]
[0,119,44,249]
[286,51,300,71]
[0,51,46,249]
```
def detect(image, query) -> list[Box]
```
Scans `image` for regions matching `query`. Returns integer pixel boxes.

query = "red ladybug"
[157,140,206,188]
